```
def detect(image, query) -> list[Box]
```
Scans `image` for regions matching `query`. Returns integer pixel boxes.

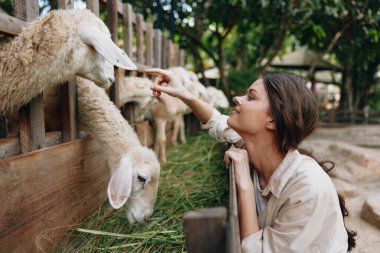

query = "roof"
[270,47,341,71]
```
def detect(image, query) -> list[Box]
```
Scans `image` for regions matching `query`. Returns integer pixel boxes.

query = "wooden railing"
[183,161,241,253]
[320,109,380,126]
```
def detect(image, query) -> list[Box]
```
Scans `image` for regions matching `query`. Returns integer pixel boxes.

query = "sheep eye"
[137,175,147,183]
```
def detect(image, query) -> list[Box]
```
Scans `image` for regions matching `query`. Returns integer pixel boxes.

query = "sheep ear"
[107,156,133,209]
[79,27,137,70]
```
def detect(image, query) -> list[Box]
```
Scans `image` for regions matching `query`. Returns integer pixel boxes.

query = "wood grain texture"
[0,138,109,253]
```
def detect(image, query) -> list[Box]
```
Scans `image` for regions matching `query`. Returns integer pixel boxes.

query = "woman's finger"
[144,68,172,77]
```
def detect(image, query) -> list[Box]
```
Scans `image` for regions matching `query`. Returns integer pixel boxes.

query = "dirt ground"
[301,125,380,253]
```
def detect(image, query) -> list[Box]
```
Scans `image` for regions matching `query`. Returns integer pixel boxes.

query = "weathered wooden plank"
[0,132,63,160]
[14,0,45,153]
[0,138,20,160]
[145,22,154,67]
[161,36,168,68]
[123,3,133,59]
[0,12,25,35]
[227,162,241,253]
[179,49,185,66]
[153,29,162,68]
[0,138,109,253]
[136,13,145,64]
[87,0,99,16]
[184,207,227,253]
[107,0,121,108]
[61,79,78,142]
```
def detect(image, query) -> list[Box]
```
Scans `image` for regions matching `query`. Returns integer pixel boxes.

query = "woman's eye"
[137,175,147,183]
[247,96,254,101]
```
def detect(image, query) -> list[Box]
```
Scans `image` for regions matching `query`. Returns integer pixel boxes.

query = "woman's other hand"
[144,68,193,100]
[224,145,253,191]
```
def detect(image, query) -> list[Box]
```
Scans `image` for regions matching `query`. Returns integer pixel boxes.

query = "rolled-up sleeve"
[200,109,244,147]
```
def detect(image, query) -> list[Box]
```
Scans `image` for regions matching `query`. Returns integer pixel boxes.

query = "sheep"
[206,86,230,109]
[118,76,156,123]
[151,67,213,163]
[0,8,136,116]
[76,77,160,224]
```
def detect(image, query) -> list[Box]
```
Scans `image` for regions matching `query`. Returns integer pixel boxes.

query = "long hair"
[262,72,356,251]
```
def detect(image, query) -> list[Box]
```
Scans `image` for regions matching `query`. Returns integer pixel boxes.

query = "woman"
[144,69,356,252]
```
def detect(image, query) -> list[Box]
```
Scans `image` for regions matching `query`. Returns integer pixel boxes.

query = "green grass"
[56,132,228,253]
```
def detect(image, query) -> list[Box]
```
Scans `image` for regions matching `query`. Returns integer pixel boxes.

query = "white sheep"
[119,76,156,123]
[206,86,230,109]
[0,8,136,116]
[76,77,160,224]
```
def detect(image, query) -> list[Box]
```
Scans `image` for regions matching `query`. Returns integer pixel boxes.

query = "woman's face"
[227,78,272,136]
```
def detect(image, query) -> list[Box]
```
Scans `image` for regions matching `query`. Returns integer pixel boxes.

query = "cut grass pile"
[57,132,228,252]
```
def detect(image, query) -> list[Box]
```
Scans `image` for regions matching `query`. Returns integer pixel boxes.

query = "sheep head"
[64,9,137,89]
[107,147,160,224]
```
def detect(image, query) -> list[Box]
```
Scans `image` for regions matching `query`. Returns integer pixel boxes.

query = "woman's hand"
[144,68,193,100]
[224,145,253,191]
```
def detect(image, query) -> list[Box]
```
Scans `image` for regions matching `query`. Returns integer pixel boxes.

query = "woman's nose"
[233,96,242,105]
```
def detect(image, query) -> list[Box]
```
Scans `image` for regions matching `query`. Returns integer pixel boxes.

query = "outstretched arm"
[144,68,214,124]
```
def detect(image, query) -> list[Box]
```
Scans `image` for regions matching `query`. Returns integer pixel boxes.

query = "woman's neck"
[243,135,285,187]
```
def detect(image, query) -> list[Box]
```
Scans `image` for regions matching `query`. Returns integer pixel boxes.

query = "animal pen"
[0,0,240,252]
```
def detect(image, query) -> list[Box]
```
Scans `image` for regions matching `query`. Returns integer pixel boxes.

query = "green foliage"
[227,68,259,95]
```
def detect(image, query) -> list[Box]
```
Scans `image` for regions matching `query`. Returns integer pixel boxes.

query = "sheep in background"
[76,77,160,224]
[206,86,230,109]
[0,8,136,116]
[119,76,156,123]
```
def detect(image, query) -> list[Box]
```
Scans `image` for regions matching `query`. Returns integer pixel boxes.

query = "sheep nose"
[108,77,115,84]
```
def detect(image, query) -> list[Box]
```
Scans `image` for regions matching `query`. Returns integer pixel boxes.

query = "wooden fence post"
[136,13,145,64]
[107,0,121,108]
[184,207,227,253]
[14,0,46,153]
[154,29,162,68]
[58,0,78,142]
[146,22,154,67]
[227,162,242,253]
[87,0,100,16]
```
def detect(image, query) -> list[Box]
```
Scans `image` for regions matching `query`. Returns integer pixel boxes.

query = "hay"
[57,132,228,252]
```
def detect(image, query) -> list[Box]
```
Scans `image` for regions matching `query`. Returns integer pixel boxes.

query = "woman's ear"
[266,116,276,130]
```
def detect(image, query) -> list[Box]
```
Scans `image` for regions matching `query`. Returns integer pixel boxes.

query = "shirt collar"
[261,149,302,198]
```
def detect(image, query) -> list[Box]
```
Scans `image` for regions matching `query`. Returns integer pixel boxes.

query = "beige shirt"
[201,109,348,253]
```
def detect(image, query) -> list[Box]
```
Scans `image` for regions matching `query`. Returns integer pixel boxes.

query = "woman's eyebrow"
[248,88,259,96]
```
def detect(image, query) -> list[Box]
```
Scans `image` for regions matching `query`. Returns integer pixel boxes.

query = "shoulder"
[283,154,336,203]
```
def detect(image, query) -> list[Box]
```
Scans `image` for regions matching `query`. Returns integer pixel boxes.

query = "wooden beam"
[107,0,121,108]
[59,0,78,142]
[14,0,46,153]
[184,207,227,253]
[136,13,145,64]
[145,22,154,67]
[0,138,108,253]
[226,162,241,253]
[87,0,99,16]
[153,29,162,68]
[123,3,133,59]
[0,12,25,35]
[179,49,185,66]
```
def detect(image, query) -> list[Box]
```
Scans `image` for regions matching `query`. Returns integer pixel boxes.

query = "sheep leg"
[179,116,187,144]
[171,117,181,146]
[154,118,167,163]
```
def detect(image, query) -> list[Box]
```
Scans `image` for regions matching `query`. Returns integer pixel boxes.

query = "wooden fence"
[320,109,380,126]
[0,0,184,252]
[183,161,241,253]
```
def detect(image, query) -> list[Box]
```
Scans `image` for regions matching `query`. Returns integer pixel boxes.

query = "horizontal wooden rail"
[0,12,25,35]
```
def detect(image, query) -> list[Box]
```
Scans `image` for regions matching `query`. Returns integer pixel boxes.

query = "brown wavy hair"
[262,72,356,251]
